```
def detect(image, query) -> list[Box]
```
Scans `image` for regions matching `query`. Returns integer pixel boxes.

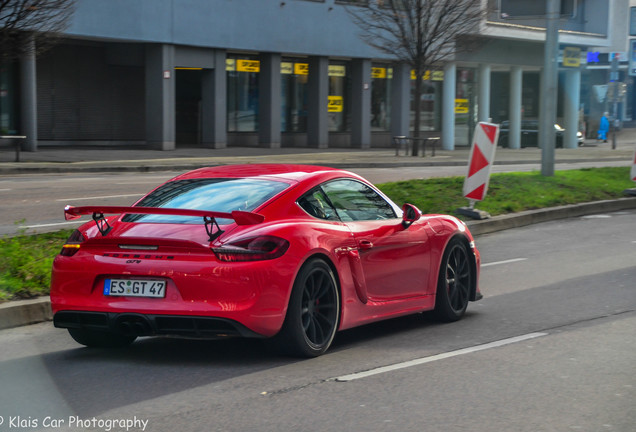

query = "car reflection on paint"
[498,120,584,148]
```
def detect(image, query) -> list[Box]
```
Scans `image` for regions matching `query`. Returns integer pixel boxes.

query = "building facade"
[475,0,632,147]
[0,0,629,152]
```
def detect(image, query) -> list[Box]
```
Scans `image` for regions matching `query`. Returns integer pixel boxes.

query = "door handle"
[358,240,374,250]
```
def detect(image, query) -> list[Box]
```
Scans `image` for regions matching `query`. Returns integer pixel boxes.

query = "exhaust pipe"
[116,315,152,336]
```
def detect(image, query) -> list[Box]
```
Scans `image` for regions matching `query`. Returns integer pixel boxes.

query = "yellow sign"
[226,59,260,72]
[372,67,387,79]
[411,70,444,80]
[329,65,346,77]
[294,63,309,75]
[281,62,293,75]
[236,59,260,73]
[328,96,343,113]
[563,46,581,68]
[455,99,469,114]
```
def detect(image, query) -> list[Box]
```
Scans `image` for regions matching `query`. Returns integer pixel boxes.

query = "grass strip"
[0,229,72,302]
[378,167,633,216]
[0,167,633,302]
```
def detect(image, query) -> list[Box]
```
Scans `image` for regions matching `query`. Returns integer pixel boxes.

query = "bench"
[393,136,440,157]
[0,136,26,162]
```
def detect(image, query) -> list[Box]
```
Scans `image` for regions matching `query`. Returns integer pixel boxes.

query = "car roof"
[171,164,348,183]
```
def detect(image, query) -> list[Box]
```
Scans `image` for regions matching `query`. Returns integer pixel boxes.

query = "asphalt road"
[0,172,178,236]
[0,160,630,237]
[0,210,634,432]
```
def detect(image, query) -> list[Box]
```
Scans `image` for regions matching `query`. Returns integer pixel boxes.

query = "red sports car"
[51,164,481,357]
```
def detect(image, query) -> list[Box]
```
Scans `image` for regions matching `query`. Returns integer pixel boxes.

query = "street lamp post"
[539,0,560,176]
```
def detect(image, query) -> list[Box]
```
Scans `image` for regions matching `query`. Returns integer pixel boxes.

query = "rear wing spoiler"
[64,205,265,240]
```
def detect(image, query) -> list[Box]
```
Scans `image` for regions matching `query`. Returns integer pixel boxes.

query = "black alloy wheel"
[300,264,339,348]
[269,258,340,357]
[434,238,472,322]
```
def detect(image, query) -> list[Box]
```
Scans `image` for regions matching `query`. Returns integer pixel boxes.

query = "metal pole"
[609,56,620,150]
[20,35,38,152]
[539,0,560,176]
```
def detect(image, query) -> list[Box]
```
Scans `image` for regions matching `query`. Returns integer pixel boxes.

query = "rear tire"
[68,328,136,348]
[434,238,472,322]
[268,259,340,357]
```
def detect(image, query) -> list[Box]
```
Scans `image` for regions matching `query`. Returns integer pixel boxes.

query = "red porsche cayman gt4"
[51,164,481,357]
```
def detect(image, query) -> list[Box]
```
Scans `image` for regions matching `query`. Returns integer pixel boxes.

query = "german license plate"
[104,279,166,298]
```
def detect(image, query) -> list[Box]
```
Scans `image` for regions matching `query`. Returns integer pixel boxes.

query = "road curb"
[0,297,52,330]
[1,197,635,331]
[466,197,636,236]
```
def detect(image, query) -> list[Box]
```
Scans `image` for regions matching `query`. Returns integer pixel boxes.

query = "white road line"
[581,214,612,219]
[115,182,161,185]
[333,332,548,382]
[20,220,86,229]
[55,193,142,202]
[115,178,173,185]
[482,257,528,267]
[0,188,12,192]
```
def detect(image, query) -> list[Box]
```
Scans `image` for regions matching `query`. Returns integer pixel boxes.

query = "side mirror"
[402,203,421,229]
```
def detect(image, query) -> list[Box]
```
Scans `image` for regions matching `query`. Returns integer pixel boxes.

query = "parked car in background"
[498,120,584,148]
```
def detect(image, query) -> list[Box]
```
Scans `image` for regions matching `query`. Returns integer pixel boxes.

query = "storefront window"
[281,60,308,132]
[227,55,259,132]
[410,70,443,132]
[0,62,18,135]
[328,63,349,132]
[371,65,391,131]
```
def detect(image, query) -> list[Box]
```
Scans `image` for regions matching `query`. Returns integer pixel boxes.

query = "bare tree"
[348,0,486,155]
[0,0,76,62]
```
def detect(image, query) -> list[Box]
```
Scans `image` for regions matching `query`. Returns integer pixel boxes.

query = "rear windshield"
[123,178,289,224]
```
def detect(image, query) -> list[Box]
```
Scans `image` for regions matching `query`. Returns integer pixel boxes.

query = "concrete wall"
[583,0,611,36]
[66,0,388,59]
[488,0,610,35]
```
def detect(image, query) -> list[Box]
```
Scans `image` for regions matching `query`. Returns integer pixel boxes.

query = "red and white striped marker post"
[458,122,500,219]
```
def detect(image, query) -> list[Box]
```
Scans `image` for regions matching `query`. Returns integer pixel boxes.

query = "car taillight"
[60,230,85,257]
[212,236,289,262]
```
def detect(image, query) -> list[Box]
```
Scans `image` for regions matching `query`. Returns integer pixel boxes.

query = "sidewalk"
[1,128,635,174]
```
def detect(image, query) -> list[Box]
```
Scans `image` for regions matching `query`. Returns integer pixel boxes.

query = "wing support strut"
[92,212,112,236]
[204,216,224,242]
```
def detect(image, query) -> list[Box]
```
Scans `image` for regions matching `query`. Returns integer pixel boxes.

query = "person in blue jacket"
[597,112,609,142]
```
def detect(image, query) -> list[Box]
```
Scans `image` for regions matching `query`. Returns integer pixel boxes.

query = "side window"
[322,179,396,221]
[298,188,339,221]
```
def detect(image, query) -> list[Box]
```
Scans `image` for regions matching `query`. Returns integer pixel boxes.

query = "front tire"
[68,328,136,348]
[434,238,472,322]
[269,258,340,357]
